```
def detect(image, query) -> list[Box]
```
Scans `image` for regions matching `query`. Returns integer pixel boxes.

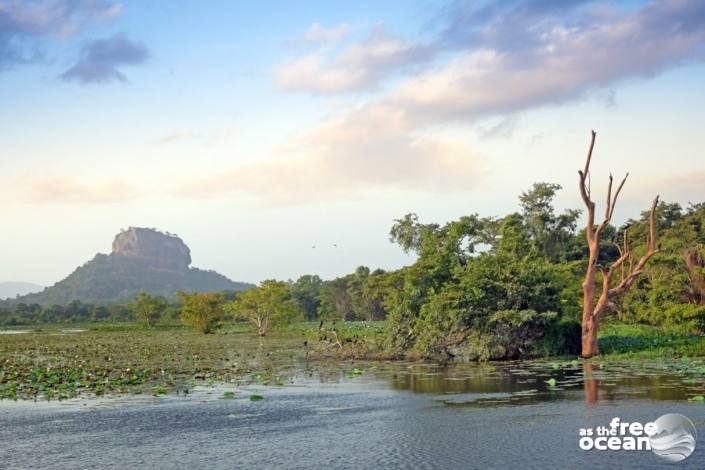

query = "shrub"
[664,303,705,333]
[178,292,225,334]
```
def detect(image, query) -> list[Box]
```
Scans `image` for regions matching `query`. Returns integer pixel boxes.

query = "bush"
[664,303,705,333]
[178,292,225,334]
[129,293,167,328]
[539,318,581,356]
[423,309,574,361]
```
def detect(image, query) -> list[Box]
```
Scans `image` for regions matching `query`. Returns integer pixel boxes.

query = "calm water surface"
[1,359,704,469]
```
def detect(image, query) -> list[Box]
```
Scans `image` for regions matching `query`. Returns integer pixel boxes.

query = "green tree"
[290,274,323,320]
[618,201,705,330]
[519,182,581,261]
[225,280,302,336]
[130,292,167,327]
[318,277,354,321]
[177,291,224,334]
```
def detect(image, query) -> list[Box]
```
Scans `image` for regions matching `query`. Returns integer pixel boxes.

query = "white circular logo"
[649,413,697,462]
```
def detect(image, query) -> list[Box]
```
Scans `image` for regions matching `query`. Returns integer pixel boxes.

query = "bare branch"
[608,196,660,298]
[583,130,597,177]
[605,173,613,221]
[608,173,629,221]
[578,130,597,210]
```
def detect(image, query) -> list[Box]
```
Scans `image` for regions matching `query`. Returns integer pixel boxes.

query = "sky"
[1,0,705,287]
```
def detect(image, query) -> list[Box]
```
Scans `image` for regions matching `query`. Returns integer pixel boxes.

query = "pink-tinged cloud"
[248,0,705,205]
[173,116,483,206]
[278,0,705,118]
[275,25,434,94]
[22,176,139,204]
[390,0,705,124]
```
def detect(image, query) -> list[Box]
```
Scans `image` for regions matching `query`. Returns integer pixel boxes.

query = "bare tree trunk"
[578,131,659,358]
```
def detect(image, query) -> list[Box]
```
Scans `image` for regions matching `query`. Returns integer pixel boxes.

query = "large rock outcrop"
[112,228,191,272]
[7,228,252,305]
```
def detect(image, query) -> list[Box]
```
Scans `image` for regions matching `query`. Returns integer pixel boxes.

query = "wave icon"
[649,413,697,462]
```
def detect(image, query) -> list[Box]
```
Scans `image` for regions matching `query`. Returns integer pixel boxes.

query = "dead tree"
[578,130,660,358]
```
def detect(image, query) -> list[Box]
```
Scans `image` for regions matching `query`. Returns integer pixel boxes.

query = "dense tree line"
[0,301,135,325]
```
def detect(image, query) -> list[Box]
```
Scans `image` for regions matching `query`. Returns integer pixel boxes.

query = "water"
[1,360,704,469]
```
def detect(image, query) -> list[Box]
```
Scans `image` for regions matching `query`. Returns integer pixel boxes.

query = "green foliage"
[596,322,705,359]
[519,182,582,262]
[130,293,167,328]
[224,280,302,336]
[617,202,705,327]
[393,250,565,358]
[0,301,133,325]
[290,275,323,321]
[177,292,225,334]
[383,186,705,359]
[317,267,393,321]
[664,304,705,333]
[317,277,353,321]
[539,318,582,356]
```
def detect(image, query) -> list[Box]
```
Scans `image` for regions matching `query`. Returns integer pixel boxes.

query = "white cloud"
[299,22,351,45]
[276,25,433,93]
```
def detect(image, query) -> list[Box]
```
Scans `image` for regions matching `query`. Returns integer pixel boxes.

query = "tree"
[318,277,354,321]
[577,130,659,358]
[224,280,301,336]
[519,182,581,261]
[130,292,167,327]
[177,291,224,334]
[290,275,323,320]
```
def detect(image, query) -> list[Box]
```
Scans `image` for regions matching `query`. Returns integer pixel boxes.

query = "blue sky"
[1,0,705,286]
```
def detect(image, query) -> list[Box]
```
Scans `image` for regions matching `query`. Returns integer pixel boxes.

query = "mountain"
[0,282,44,300]
[7,227,253,305]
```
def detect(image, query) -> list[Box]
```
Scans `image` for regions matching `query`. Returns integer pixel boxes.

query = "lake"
[1,359,703,469]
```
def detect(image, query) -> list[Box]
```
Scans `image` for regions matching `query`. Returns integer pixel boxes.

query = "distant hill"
[0,282,44,300]
[7,227,252,305]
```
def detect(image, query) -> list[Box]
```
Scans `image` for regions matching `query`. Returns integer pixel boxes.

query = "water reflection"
[583,362,599,405]
[363,359,704,407]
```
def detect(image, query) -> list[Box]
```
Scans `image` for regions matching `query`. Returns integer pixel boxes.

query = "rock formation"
[112,228,191,272]
[7,228,252,305]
